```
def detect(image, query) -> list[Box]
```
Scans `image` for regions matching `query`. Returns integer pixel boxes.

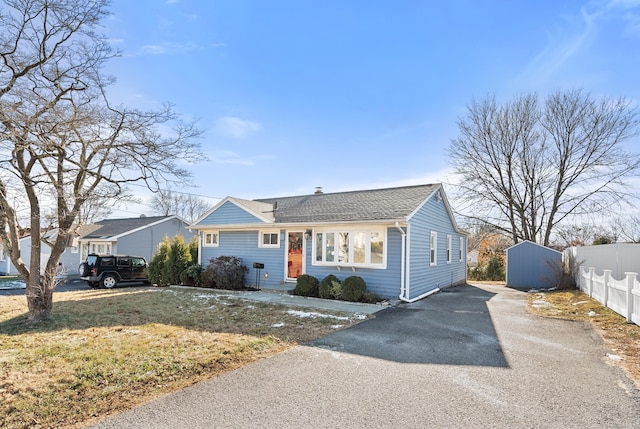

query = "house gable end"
[406,185,462,234]
[195,198,273,227]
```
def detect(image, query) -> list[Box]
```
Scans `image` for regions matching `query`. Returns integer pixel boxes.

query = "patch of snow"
[532,300,550,308]
[572,301,588,306]
[588,311,597,317]
[607,353,622,361]
[271,323,285,328]
[331,325,344,329]
[287,310,350,320]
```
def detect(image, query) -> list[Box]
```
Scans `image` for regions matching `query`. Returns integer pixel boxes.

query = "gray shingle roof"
[81,216,174,239]
[256,184,439,223]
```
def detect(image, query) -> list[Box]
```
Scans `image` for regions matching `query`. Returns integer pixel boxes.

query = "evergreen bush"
[319,274,340,299]
[180,264,203,286]
[167,235,192,285]
[485,256,505,281]
[293,274,319,297]
[149,236,171,286]
[341,276,366,302]
[202,256,248,290]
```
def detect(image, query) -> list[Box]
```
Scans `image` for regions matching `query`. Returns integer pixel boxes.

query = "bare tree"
[149,189,211,223]
[555,223,600,247]
[0,0,202,321]
[449,89,639,247]
[611,215,640,243]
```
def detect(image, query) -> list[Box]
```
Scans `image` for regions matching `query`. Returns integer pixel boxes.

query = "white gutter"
[395,222,407,300]
[399,287,440,303]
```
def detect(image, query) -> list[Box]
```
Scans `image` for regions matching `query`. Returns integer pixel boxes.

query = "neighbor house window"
[90,243,111,255]
[459,237,464,262]
[430,231,437,266]
[203,232,219,247]
[314,228,386,268]
[259,231,280,248]
[447,235,452,264]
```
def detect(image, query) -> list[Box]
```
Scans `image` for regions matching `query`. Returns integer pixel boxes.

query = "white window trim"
[259,230,280,248]
[447,235,452,264]
[312,227,387,269]
[203,231,219,247]
[459,237,464,262]
[430,231,437,266]
[90,242,112,255]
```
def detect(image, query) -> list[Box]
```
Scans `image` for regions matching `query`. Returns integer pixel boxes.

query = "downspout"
[395,222,407,301]
[396,221,440,303]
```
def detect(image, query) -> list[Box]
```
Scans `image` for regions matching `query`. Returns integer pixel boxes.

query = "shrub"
[361,291,383,303]
[319,274,340,299]
[149,236,171,286]
[167,235,192,285]
[293,274,319,297]
[341,276,366,302]
[485,256,505,281]
[180,264,203,287]
[188,236,199,264]
[202,256,248,290]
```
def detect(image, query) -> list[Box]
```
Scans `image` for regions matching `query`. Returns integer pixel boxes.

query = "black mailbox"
[253,262,264,269]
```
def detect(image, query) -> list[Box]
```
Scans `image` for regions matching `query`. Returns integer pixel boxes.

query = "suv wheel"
[78,263,88,277]
[101,274,118,289]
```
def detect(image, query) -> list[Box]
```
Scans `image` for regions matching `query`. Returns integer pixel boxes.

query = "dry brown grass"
[528,289,640,387]
[0,287,369,429]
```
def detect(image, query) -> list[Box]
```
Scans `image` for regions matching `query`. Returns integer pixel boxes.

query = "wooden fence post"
[603,270,611,307]
[625,272,637,324]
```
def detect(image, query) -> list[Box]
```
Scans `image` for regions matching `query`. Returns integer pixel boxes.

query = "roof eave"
[190,218,408,230]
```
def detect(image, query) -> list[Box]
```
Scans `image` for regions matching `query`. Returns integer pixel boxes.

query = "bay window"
[314,228,386,268]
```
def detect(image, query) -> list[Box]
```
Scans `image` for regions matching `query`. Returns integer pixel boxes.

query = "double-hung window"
[314,228,385,268]
[459,237,464,262]
[259,231,280,248]
[430,231,437,266]
[203,231,219,247]
[447,235,452,264]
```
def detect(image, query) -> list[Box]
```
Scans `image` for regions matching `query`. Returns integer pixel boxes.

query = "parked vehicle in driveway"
[79,254,150,289]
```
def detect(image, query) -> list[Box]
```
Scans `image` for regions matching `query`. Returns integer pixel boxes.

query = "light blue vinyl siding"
[506,241,561,288]
[305,227,403,299]
[198,201,266,225]
[200,230,286,287]
[407,196,466,299]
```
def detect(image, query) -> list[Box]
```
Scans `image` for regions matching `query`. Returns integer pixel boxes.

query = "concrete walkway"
[93,284,640,428]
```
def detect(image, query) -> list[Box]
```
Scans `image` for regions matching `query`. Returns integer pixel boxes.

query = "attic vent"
[314,187,323,194]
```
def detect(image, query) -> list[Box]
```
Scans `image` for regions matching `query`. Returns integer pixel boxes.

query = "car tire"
[101,275,118,289]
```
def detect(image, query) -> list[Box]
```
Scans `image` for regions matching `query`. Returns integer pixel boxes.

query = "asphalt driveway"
[93,284,640,428]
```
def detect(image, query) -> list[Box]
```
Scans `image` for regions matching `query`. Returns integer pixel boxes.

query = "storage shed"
[506,241,562,289]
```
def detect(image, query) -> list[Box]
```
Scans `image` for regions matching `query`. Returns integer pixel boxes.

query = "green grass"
[0,287,368,428]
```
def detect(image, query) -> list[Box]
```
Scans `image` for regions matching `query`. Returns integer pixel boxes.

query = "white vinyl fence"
[578,267,640,326]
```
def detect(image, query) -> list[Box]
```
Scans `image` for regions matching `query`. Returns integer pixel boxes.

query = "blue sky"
[102,0,640,216]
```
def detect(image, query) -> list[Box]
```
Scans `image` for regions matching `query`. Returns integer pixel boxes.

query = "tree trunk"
[26,279,54,321]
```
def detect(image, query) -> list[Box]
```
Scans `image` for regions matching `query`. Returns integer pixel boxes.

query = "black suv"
[79,254,150,289]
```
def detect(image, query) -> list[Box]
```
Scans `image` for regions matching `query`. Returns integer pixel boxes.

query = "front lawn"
[0,287,368,428]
